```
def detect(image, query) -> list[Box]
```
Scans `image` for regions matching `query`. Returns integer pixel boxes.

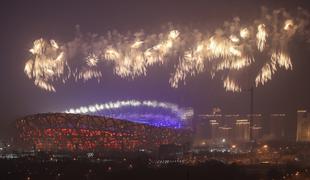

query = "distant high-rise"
[252,126,263,141]
[234,119,250,142]
[219,126,233,142]
[182,107,195,130]
[247,114,263,141]
[195,115,208,141]
[296,110,310,142]
[269,114,286,140]
[209,119,220,141]
[196,114,222,142]
[224,114,240,128]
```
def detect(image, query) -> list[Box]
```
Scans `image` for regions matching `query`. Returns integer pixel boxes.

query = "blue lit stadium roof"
[64,100,194,129]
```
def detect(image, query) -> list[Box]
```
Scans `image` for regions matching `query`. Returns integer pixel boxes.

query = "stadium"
[15,101,193,152]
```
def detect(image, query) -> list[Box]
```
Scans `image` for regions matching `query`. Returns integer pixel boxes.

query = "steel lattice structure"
[16,113,192,152]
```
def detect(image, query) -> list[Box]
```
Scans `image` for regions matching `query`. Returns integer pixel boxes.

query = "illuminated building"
[197,113,257,143]
[15,113,192,152]
[219,126,233,142]
[224,114,240,128]
[269,114,286,140]
[195,114,222,142]
[234,119,250,142]
[181,107,195,130]
[195,115,209,142]
[296,110,310,142]
[251,126,263,141]
[209,120,220,141]
[247,114,263,141]
[222,114,239,142]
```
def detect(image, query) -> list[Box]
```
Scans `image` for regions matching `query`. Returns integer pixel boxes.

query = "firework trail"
[24,7,310,92]
[64,100,194,120]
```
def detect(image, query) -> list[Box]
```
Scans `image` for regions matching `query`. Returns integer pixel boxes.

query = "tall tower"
[296,110,310,142]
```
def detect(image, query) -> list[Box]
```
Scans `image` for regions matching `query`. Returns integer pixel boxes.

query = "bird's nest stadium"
[15,100,193,152]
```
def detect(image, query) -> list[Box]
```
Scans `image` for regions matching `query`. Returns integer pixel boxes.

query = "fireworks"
[86,53,99,67]
[25,38,67,92]
[256,24,268,52]
[224,77,242,92]
[24,7,309,92]
[65,100,194,126]
[284,19,295,31]
[255,62,275,86]
[240,28,250,39]
[65,100,191,115]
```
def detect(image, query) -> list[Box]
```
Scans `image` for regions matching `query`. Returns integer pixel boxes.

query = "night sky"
[0,0,310,137]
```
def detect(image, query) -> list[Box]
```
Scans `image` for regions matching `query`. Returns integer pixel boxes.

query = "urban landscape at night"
[1,0,310,179]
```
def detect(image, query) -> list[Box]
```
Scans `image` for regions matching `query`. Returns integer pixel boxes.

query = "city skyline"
[195,110,310,143]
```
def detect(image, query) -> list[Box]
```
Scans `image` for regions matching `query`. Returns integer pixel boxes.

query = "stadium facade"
[15,113,192,152]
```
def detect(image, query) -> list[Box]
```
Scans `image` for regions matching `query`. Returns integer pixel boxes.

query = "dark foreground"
[0,158,309,180]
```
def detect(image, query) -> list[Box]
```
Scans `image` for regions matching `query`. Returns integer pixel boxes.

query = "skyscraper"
[251,126,263,141]
[234,119,250,142]
[224,114,240,128]
[209,119,220,141]
[219,126,233,142]
[195,113,222,142]
[247,114,263,141]
[195,114,209,142]
[296,110,310,142]
[223,114,239,142]
[269,114,286,140]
